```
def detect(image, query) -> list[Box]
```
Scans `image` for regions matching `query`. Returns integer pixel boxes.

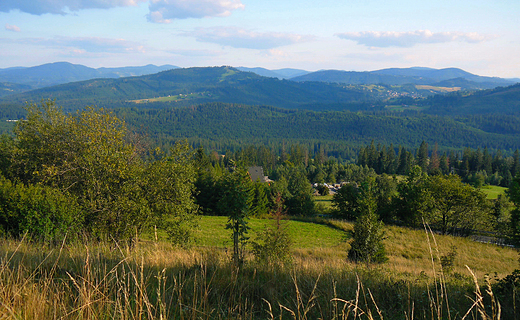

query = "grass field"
[1,215,518,319]
[416,85,461,92]
[383,104,428,112]
[192,215,517,278]
[194,216,347,249]
[128,92,208,103]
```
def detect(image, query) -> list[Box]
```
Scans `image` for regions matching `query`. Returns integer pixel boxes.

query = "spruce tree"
[348,180,387,264]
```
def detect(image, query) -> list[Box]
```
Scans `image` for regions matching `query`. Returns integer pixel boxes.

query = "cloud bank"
[5,23,21,32]
[4,36,144,53]
[186,27,313,49]
[53,37,145,53]
[147,0,244,22]
[335,30,495,47]
[0,0,145,15]
[0,0,244,21]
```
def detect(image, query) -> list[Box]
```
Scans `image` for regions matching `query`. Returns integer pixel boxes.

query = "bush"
[0,176,83,242]
[348,211,388,264]
[251,194,292,267]
[440,246,457,274]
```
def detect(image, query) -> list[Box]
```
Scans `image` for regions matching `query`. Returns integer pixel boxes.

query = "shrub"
[440,245,457,274]
[251,193,292,267]
[0,176,83,242]
[348,211,388,264]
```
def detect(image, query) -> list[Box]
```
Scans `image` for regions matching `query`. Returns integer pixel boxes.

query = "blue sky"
[1,0,519,78]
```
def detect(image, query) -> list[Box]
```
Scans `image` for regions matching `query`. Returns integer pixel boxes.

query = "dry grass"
[0,219,517,319]
[384,225,517,279]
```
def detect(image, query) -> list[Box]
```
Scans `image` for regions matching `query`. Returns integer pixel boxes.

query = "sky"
[1,0,519,78]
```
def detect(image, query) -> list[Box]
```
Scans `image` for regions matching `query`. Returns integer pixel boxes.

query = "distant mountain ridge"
[236,67,309,79]
[0,66,374,112]
[0,62,178,89]
[1,62,516,94]
[289,67,516,90]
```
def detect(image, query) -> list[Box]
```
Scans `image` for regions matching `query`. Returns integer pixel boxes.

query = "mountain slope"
[0,62,178,89]
[290,67,514,89]
[423,83,520,115]
[0,66,376,112]
[237,67,309,79]
[119,103,520,151]
[0,82,33,97]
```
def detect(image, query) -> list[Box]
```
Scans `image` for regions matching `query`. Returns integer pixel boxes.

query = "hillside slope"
[0,66,377,112]
[0,62,177,89]
[119,103,520,151]
[291,67,515,89]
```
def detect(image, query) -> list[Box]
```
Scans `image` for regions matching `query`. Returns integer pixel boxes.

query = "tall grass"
[0,232,512,319]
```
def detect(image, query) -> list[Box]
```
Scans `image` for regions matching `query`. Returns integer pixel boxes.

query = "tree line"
[358,141,520,187]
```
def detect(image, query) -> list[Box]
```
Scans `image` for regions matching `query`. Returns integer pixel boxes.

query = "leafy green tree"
[373,174,398,222]
[194,164,225,216]
[332,183,361,220]
[416,141,429,172]
[218,167,254,265]
[285,167,316,216]
[145,143,199,246]
[491,194,511,239]
[439,152,450,174]
[393,166,432,227]
[316,184,330,196]
[426,174,488,235]
[9,100,198,242]
[0,134,14,179]
[251,181,270,217]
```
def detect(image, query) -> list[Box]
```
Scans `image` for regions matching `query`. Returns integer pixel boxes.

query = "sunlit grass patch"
[481,184,507,199]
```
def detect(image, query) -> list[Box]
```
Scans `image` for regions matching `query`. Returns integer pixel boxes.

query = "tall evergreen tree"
[416,141,429,172]
[348,179,387,264]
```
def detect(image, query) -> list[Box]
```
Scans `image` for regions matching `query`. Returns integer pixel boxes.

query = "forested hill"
[0,66,379,113]
[420,83,520,115]
[290,67,515,89]
[118,103,520,152]
[0,61,178,89]
[2,66,520,119]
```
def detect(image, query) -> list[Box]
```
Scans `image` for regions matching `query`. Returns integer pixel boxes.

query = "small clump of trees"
[333,166,490,237]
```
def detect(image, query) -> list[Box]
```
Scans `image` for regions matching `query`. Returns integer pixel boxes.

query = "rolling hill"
[0,66,381,113]
[290,67,515,89]
[119,102,520,152]
[0,61,178,89]
[422,83,520,115]
[236,67,309,79]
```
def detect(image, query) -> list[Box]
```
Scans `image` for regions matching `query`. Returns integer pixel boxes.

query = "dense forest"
[114,103,520,155]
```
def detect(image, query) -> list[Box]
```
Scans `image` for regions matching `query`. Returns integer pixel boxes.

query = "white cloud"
[2,36,144,53]
[185,27,314,49]
[335,30,496,48]
[5,23,21,32]
[55,37,145,53]
[0,0,146,15]
[0,0,244,21]
[147,0,244,22]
